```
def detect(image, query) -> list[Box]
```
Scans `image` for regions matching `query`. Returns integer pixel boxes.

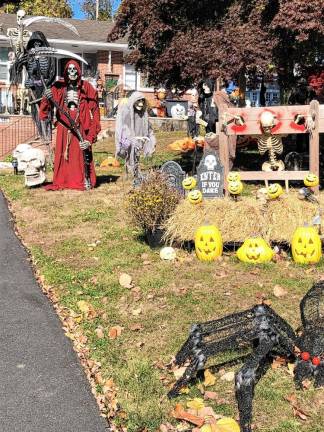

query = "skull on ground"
[13,143,32,172]
[19,148,46,187]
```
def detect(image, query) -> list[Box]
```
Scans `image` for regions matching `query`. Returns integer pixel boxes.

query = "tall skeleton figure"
[8,9,81,144]
[39,60,100,191]
[257,111,284,171]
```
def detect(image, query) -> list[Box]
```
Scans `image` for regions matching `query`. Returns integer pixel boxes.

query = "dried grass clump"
[165,190,324,243]
[126,171,181,233]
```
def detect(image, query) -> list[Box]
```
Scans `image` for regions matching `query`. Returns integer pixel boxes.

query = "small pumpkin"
[195,224,223,261]
[267,183,283,200]
[291,226,322,264]
[182,176,197,190]
[304,173,319,188]
[228,180,243,195]
[227,172,241,182]
[237,237,274,263]
[188,189,203,204]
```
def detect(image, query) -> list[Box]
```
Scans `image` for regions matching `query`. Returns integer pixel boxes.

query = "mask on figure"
[67,63,78,82]
[202,83,212,95]
[134,99,145,112]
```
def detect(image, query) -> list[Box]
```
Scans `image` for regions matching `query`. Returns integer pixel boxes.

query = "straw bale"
[164,191,324,244]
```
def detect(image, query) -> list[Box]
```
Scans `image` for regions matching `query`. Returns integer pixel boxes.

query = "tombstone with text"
[197,150,224,198]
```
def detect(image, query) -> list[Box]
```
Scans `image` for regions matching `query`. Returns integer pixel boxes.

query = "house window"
[0,47,10,82]
[83,53,98,78]
[124,64,153,91]
[124,64,137,89]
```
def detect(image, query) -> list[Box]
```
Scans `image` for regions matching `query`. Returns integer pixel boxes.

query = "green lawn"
[0,132,323,432]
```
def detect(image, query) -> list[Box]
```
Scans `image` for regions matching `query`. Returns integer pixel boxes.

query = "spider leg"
[235,338,276,432]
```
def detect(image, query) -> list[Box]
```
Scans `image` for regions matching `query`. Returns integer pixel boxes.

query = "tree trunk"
[238,69,246,107]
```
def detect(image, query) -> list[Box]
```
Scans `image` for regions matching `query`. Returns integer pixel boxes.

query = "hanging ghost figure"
[115,91,156,183]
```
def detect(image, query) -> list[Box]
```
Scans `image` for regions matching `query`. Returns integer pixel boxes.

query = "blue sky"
[70,1,120,19]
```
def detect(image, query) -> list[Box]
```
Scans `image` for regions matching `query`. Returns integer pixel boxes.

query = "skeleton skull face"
[13,143,32,172]
[260,111,275,133]
[17,9,26,24]
[202,83,212,94]
[67,63,78,82]
[204,155,217,170]
[19,148,46,187]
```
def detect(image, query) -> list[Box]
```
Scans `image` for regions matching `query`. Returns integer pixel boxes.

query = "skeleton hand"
[80,140,90,150]
[44,88,53,100]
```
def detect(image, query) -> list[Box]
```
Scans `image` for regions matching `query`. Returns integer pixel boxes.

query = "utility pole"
[96,0,99,20]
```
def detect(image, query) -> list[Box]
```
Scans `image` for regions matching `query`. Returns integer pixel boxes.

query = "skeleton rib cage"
[257,135,283,169]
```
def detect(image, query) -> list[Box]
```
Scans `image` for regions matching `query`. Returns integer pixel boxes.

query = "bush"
[126,171,181,233]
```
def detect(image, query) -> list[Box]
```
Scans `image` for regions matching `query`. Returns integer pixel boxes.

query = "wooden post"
[218,108,230,194]
[309,100,320,193]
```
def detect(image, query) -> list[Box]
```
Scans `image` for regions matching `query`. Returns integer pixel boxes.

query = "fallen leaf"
[271,356,287,369]
[129,323,143,331]
[173,366,187,380]
[273,285,288,298]
[119,273,133,289]
[131,308,142,316]
[172,403,204,427]
[179,387,190,394]
[204,369,217,387]
[203,391,218,401]
[293,407,309,421]
[287,363,295,376]
[220,371,235,382]
[216,417,240,432]
[108,325,123,339]
[302,379,312,389]
[77,300,90,314]
[95,327,105,339]
[187,398,205,411]
[159,425,168,432]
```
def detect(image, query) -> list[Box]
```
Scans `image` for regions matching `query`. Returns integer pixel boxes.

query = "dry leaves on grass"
[95,326,105,339]
[273,285,288,298]
[119,273,133,289]
[285,393,311,421]
[108,325,123,339]
[220,371,235,382]
[203,369,217,387]
[271,356,287,369]
[172,403,205,427]
[77,300,97,319]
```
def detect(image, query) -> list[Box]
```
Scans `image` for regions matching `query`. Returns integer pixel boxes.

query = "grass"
[0,131,323,432]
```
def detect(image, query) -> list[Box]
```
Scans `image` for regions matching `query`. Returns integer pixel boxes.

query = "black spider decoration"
[168,281,323,432]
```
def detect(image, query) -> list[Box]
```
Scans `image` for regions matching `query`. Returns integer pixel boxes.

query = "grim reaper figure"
[25,31,56,141]
[115,91,156,183]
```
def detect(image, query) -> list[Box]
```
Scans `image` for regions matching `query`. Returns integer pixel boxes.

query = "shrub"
[126,171,181,233]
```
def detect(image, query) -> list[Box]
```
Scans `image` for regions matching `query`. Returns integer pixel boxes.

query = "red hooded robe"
[39,60,100,190]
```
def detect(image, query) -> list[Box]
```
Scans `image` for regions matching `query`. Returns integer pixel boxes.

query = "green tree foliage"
[0,0,72,17]
[81,0,112,20]
[108,0,324,91]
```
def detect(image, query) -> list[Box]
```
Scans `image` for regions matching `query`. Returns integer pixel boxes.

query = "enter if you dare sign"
[197,150,224,198]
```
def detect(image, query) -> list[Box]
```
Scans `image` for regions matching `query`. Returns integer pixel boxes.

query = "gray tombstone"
[197,150,224,198]
[160,161,185,195]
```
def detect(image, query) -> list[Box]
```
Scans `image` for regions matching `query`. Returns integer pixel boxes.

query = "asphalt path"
[0,191,108,432]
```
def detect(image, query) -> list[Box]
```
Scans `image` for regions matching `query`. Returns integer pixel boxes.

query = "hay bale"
[164,191,323,244]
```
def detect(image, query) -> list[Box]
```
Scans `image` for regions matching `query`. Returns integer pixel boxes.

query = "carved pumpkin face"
[237,237,274,263]
[304,173,319,188]
[188,189,203,204]
[228,180,243,195]
[195,225,223,261]
[291,227,322,264]
[227,172,241,182]
[182,176,197,190]
[267,183,283,199]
